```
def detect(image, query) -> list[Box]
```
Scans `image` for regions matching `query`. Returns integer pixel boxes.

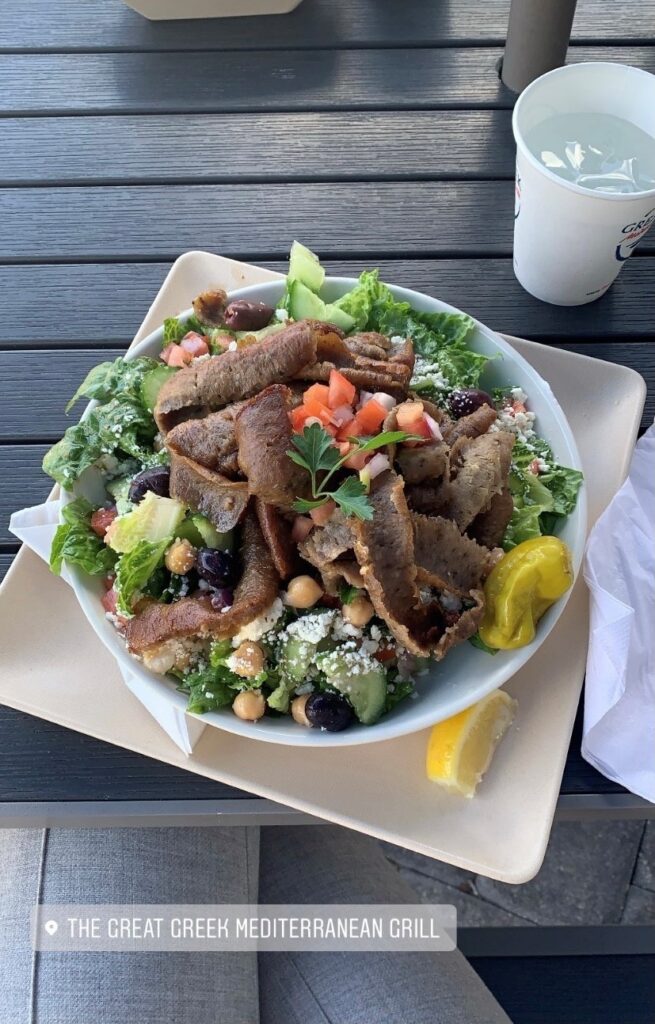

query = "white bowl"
[64,277,586,747]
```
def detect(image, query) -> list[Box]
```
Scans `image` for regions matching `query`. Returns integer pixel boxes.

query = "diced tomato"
[357,398,387,434]
[180,332,209,357]
[91,506,118,538]
[344,449,369,471]
[101,586,118,615]
[338,441,353,457]
[529,458,542,475]
[304,383,330,407]
[513,400,527,414]
[163,343,193,367]
[401,415,433,447]
[291,516,314,543]
[328,369,356,410]
[336,417,357,441]
[396,401,424,429]
[303,395,333,426]
[290,406,313,432]
[310,499,336,526]
[103,574,115,590]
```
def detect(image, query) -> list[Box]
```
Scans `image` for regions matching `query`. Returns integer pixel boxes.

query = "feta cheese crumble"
[411,355,448,393]
[232,598,284,646]
[275,308,290,322]
[228,340,238,352]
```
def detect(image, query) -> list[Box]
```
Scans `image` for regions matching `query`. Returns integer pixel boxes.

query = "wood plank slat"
[1,0,654,51]
[1,183,654,262]
[2,260,655,347]
[0,445,50,544]
[0,110,517,185]
[2,340,651,445]
[2,47,654,115]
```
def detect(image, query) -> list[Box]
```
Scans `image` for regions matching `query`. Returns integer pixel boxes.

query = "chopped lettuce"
[383,676,415,714]
[43,396,162,488]
[114,538,170,616]
[178,640,269,714]
[50,498,117,577]
[163,313,206,345]
[105,492,185,553]
[66,357,159,413]
[504,437,583,550]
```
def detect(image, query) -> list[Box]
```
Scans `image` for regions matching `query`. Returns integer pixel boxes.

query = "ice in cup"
[512,63,655,306]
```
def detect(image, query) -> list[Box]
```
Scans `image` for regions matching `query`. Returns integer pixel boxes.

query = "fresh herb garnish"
[287,422,416,520]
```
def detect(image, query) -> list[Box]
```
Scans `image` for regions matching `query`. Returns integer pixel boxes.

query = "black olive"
[449,388,494,419]
[196,548,235,588]
[128,466,171,503]
[305,692,354,732]
[223,300,274,332]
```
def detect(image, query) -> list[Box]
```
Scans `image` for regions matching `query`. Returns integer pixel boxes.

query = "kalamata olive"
[196,547,235,588]
[305,692,354,732]
[128,466,171,503]
[449,388,494,419]
[210,586,234,611]
[223,300,274,332]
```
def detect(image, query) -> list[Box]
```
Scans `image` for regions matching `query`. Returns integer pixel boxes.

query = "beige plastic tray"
[0,252,645,882]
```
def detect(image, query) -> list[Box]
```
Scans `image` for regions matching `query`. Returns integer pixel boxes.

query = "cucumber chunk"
[288,281,355,332]
[177,514,234,552]
[289,240,325,293]
[105,475,133,515]
[140,364,177,413]
[318,651,387,725]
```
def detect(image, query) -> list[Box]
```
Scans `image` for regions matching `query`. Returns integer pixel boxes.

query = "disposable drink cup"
[512,62,655,306]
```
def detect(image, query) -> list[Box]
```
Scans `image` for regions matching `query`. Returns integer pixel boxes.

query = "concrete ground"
[382,820,655,926]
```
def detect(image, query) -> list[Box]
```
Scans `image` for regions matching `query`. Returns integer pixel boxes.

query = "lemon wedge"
[426,690,517,798]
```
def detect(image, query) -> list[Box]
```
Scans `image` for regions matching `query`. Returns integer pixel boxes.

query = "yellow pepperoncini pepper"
[479,536,574,650]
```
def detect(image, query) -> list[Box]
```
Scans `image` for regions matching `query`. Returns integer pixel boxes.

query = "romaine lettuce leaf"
[113,538,170,616]
[333,269,390,330]
[66,357,159,413]
[43,396,162,488]
[50,498,117,576]
[503,437,583,549]
[163,313,206,345]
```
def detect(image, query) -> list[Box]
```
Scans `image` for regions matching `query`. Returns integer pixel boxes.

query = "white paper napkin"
[582,422,655,803]
[9,501,206,756]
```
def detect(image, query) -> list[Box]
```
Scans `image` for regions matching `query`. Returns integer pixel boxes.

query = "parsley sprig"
[287,422,415,521]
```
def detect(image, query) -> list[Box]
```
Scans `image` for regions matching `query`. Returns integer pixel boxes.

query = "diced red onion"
[357,390,374,410]
[424,413,443,440]
[330,404,355,427]
[372,392,397,412]
[367,453,391,479]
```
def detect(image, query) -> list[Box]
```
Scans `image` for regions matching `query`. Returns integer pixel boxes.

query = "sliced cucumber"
[289,240,325,293]
[177,514,234,552]
[280,636,317,685]
[287,280,355,332]
[319,651,387,725]
[140,364,177,413]
[192,514,234,552]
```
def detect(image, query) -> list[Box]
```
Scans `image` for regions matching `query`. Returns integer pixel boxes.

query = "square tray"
[0,252,645,882]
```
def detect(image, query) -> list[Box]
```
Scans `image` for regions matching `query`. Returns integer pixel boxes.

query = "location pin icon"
[44,920,58,936]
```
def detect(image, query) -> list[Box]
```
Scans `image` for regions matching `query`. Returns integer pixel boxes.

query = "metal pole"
[501,0,578,94]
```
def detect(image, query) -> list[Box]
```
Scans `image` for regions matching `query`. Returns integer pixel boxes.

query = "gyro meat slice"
[255,499,298,580]
[441,403,497,444]
[169,452,249,533]
[443,431,515,531]
[165,402,244,477]
[155,319,318,432]
[236,384,310,509]
[468,486,514,548]
[413,514,501,596]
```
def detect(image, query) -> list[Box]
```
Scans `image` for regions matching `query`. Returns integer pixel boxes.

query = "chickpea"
[231,641,265,679]
[232,689,266,722]
[165,538,197,575]
[291,693,312,728]
[343,595,375,628]
[284,575,323,609]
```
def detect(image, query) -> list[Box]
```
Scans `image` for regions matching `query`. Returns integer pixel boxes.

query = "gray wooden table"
[1,2,654,1019]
